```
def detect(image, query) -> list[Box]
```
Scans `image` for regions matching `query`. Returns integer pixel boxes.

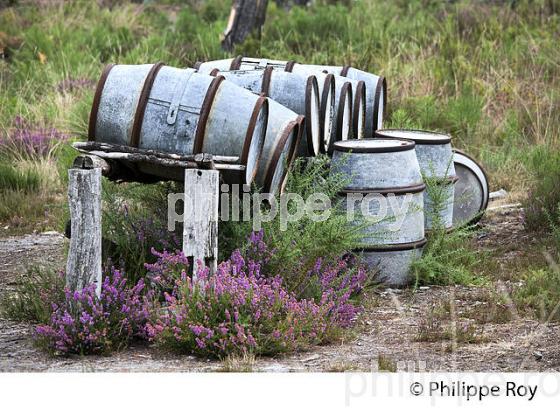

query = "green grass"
[0,266,65,323]
[0,161,41,193]
[515,267,560,322]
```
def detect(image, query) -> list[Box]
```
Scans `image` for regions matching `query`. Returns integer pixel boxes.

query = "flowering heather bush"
[34,269,152,355]
[145,231,367,358]
[144,248,191,294]
[102,182,182,284]
[0,116,69,160]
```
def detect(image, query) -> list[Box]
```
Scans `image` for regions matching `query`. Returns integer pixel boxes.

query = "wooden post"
[183,168,219,277]
[66,166,103,296]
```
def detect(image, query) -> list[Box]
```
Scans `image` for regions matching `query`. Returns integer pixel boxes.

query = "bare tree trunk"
[222,0,269,52]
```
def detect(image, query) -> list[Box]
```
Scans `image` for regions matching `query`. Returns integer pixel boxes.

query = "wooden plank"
[66,168,102,296]
[183,169,219,277]
[72,141,241,163]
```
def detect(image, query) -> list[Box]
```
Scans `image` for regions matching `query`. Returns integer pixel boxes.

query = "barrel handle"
[167,69,194,126]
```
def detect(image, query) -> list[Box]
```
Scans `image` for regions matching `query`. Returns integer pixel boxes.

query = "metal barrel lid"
[333,138,415,153]
[374,129,451,145]
[452,149,490,226]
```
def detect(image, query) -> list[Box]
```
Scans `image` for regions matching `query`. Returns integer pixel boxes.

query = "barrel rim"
[340,65,351,76]
[372,76,387,132]
[193,75,225,154]
[329,82,353,155]
[352,80,366,138]
[338,182,426,196]
[209,68,220,76]
[263,118,301,194]
[130,62,165,147]
[375,128,452,145]
[289,115,305,163]
[355,238,427,252]
[194,61,202,70]
[88,63,116,141]
[319,73,336,154]
[333,138,416,153]
[305,75,321,156]
[285,61,296,72]
[241,95,269,183]
[261,66,274,96]
[452,148,490,224]
[230,55,243,70]
[428,175,459,185]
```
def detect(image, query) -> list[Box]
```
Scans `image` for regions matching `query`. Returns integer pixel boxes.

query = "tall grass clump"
[523,147,560,232]
[0,267,65,323]
[412,172,484,286]
[0,115,69,230]
[0,162,41,193]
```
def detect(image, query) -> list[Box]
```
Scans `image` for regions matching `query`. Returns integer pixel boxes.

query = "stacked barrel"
[331,128,489,286]
[89,56,386,195]
[332,139,426,286]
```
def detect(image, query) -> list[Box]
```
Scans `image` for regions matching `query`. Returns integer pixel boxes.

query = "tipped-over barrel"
[452,149,489,226]
[326,75,366,154]
[88,63,268,185]
[210,68,322,157]
[297,64,386,136]
[257,98,303,196]
[196,56,380,138]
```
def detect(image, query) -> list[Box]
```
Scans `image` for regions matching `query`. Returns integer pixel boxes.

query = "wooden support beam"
[183,168,219,278]
[66,167,102,296]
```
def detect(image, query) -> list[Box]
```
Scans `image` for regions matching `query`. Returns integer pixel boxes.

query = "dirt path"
[1,208,559,372]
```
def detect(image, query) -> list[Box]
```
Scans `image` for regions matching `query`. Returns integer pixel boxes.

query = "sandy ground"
[1,207,559,372]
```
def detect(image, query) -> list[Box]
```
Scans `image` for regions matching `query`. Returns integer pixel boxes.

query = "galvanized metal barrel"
[256,98,304,196]
[452,149,489,226]
[89,63,268,185]
[196,56,382,137]
[197,57,341,155]
[329,81,352,153]
[330,75,366,148]
[331,139,426,286]
[374,129,457,230]
[311,71,336,154]
[196,56,295,73]
[211,68,322,157]
[289,63,386,137]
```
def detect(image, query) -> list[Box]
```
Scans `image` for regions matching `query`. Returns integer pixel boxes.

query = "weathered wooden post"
[66,158,103,296]
[183,167,219,278]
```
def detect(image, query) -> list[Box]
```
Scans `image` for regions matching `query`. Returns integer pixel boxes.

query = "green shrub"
[515,268,560,322]
[524,147,560,232]
[412,170,484,286]
[220,155,367,299]
[0,267,65,323]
